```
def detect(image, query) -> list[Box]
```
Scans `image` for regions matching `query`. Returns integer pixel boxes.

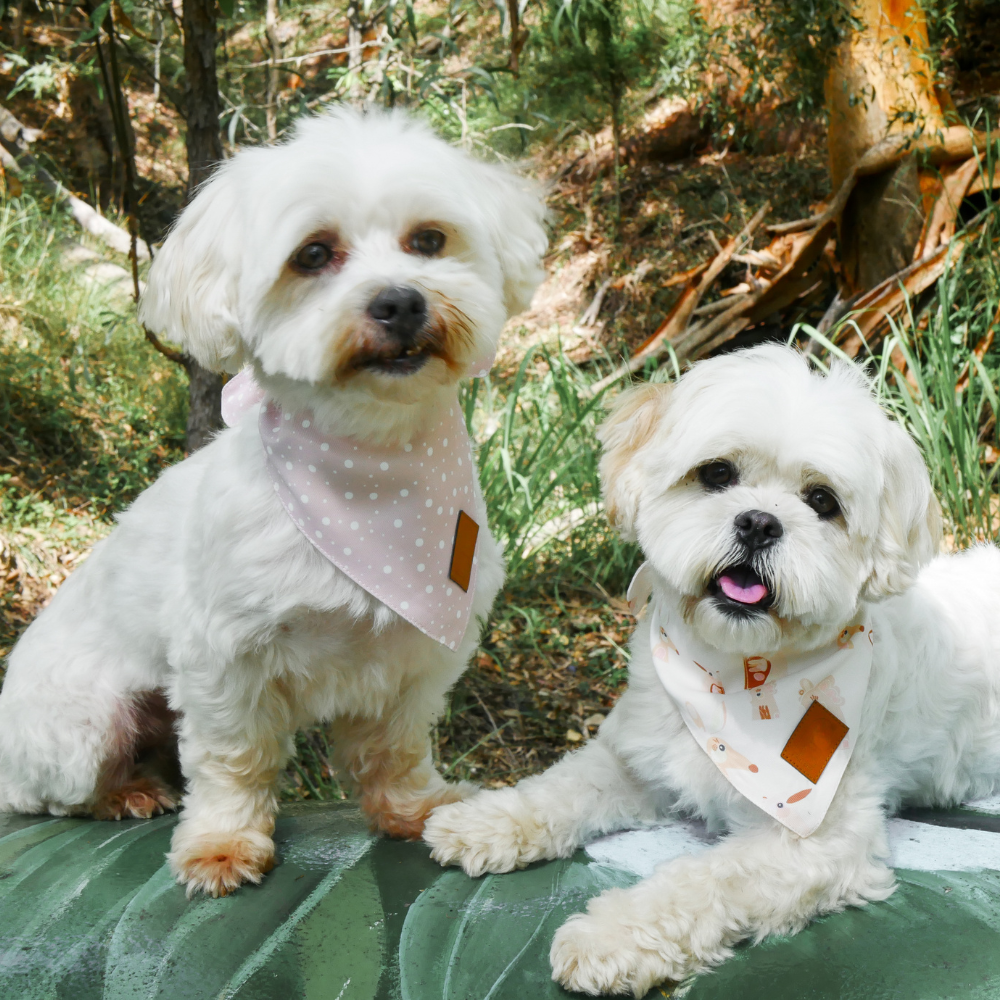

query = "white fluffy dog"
[425,344,1000,996]
[0,109,546,897]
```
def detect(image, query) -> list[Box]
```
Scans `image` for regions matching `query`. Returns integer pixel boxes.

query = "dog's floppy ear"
[863,419,941,600]
[477,164,548,318]
[598,382,674,541]
[139,169,246,373]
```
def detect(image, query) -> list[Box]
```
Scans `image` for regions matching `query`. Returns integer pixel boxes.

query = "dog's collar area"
[220,368,485,649]
[647,597,874,838]
[708,563,773,614]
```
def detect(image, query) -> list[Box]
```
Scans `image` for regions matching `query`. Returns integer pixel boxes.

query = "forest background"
[0,0,998,800]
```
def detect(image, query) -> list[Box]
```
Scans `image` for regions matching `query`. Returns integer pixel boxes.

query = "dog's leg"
[548,771,894,998]
[330,673,479,840]
[91,690,180,820]
[168,672,294,898]
[423,735,659,875]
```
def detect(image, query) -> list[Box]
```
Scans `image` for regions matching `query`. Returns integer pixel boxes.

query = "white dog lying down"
[0,110,546,897]
[425,344,1000,997]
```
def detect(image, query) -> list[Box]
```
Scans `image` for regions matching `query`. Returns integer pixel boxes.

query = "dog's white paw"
[549,906,684,998]
[168,826,275,898]
[423,789,562,876]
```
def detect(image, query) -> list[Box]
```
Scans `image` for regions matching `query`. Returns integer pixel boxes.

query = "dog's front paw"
[423,789,562,876]
[168,827,275,898]
[550,907,681,998]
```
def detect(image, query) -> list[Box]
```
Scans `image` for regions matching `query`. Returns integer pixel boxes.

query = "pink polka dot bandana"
[222,369,487,649]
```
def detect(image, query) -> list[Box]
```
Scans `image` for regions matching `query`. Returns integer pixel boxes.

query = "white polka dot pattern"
[221,369,487,649]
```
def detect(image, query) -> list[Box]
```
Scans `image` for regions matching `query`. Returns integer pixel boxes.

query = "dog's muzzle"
[707,510,782,615]
[360,285,434,375]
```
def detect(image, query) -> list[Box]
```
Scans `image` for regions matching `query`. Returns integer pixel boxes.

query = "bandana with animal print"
[627,563,873,837]
[222,368,491,650]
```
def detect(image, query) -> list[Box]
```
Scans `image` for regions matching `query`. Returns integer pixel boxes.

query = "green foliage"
[0,190,187,518]
[469,344,639,595]
[529,0,661,129]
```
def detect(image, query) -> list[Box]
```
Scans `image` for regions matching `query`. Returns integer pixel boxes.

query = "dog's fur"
[424,345,1000,996]
[0,110,546,897]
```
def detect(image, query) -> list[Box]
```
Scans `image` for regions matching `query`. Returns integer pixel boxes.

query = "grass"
[2,179,999,803]
[0,190,187,657]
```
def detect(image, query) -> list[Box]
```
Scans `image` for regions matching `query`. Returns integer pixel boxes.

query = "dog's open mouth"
[708,564,773,613]
[358,345,432,376]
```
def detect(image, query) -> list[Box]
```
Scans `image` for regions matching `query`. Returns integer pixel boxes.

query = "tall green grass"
[465,346,639,596]
[801,207,1000,547]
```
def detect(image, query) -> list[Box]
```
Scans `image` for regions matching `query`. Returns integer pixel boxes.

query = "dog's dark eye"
[293,242,334,272]
[698,461,737,490]
[408,229,446,256]
[805,487,840,519]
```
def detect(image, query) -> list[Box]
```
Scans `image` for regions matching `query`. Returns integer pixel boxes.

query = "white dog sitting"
[424,344,1000,996]
[0,109,546,897]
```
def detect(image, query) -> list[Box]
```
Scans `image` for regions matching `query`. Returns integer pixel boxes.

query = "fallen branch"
[585,202,770,396]
[837,235,973,357]
[766,169,859,236]
[0,104,150,261]
[855,125,1000,178]
[769,127,1000,238]
[913,154,983,261]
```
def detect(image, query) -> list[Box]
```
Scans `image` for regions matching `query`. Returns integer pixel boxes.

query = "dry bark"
[182,0,224,193]
[181,0,226,451]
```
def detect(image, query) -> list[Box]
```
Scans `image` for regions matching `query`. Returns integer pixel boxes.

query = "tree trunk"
[265,0,280,141]
[184,360,225,452]
[182,0,225,452]
[347,0,363,104]
[826,0,947,294]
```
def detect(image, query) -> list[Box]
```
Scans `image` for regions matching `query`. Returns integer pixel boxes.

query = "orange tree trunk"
[826,0,949,294]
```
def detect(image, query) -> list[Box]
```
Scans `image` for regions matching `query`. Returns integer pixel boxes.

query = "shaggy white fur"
[0,109,547,897]
[425,344,1000,996]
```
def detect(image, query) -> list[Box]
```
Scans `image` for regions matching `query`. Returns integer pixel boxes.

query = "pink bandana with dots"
[222,369,487,649]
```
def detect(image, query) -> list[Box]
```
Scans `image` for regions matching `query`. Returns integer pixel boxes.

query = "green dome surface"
[2,802,1000,999]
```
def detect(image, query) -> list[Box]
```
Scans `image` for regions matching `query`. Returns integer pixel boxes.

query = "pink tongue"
[719,575,768,604]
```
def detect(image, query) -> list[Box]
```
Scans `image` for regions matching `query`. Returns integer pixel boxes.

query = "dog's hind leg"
[423,731,658,876]
[0,670,177,819]
[90,690,180,820]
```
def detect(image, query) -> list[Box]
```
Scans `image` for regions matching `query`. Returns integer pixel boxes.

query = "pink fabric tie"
[222,369,489,649]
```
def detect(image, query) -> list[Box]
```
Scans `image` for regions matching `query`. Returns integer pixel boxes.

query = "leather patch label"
[448,511,479,592]
[780,701,849,784]
[744,655,772,689]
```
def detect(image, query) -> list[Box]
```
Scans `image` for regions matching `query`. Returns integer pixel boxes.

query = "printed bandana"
[628,563,873,837]
[222,369,488,649]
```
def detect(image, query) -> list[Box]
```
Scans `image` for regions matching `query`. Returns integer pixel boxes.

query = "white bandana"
[222,369,488,649]
[628,563,873,837]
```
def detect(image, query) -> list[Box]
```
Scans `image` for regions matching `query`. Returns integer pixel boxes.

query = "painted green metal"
[1,803,999,999]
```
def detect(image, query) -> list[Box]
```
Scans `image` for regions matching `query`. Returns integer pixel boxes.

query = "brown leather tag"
[780,701,848,784]
[448,511,479,592]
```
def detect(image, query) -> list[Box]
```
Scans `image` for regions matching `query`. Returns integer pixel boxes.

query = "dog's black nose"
[734,510,783,549]
[367,286,427,341]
